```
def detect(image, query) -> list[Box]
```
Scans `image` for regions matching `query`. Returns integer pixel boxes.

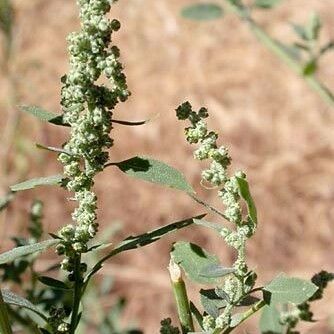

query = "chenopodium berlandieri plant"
[175,101,258,331]
[56,0,129,323]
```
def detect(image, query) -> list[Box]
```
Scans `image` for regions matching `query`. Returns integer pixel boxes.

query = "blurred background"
[0,0,334,332]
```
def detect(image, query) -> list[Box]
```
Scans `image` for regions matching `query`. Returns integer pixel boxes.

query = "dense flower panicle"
[57,0,130,273]
[176,101,258,330]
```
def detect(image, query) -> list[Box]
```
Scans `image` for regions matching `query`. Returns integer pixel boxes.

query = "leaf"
[200,289,226,318]
[236,177,257,226]
[254,0,281,9]
[291,23,308,41]
[276,41,300,61]
[1,290,48,321]
[320,41,334,56]
[171,242,219,284]
[260,305,283,334]
[263,273,318,305]
[200,264,235,278]
[0,240,58,265]
[307,13,321,41]
[84,215,206,285]
[303,59,317,76]
[181,3,223,21]
[10,175,64,192]
[19,105,69,126]
[38,276,71,290]
[112,156,194,193]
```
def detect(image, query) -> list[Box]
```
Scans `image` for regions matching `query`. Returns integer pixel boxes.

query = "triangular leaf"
[38,276,71,290]
[260,305,283,334]
[181,3,223,21]
[10,175,64,192]
[236,177,257,226]
[171,242,219,284]
[19,105,69,126]
[0,240,58,265]
[263,273,318,305]
[112,156,194,193]
[1,290,48,321]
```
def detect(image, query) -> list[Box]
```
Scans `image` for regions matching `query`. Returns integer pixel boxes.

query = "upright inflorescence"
[176,101,257,330]
[57,0,130,276]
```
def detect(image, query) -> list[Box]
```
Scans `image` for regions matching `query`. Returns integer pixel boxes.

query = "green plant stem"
[168,260,194,334]
[0,289,13,334]
[70,255,83,334]
[218,300,266,334]
[188,193,229,221]
[223,0,334,108]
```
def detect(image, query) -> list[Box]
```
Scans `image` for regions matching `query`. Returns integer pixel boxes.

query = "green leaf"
[19,105,69,126]
[38,276,71,290]
[0,240,58,265]
[171,242,219,284]
[84,215,205,285]
[254,0,281,9]
[10,175,64,192]
[307,13,321,41]
[112,156,194,193]
[200,264,235,278]
[291,23,308,41]
[236,177,257,226]
[303,59,317,76]
[181,3,223,21]
[200,289,226,318]
[1,290,48,321]
[320,41,334,56]
[260,305,283,334]
[263,273,318,305]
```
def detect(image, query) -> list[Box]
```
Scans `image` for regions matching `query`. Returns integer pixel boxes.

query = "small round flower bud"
[111,19,121,31]
[56,244,66,255]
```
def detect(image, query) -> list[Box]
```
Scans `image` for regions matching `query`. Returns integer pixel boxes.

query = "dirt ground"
[0,0,334,332]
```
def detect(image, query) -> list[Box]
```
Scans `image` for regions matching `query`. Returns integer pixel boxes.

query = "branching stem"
[222,0,334,108]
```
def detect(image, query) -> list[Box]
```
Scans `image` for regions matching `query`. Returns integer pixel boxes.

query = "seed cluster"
[176,101,257,330]
[57,0,129,275]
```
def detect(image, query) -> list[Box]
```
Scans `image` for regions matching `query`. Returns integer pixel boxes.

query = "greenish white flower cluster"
[176,101,257,330]
[57,0,129,276]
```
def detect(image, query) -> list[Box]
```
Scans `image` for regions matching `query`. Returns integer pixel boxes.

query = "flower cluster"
[176,101,258,330]
[57,0,129,276]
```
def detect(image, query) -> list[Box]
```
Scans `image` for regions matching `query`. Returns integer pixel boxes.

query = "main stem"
[169,260,194,334]
[70,255,83,334]
[223,0,334,109]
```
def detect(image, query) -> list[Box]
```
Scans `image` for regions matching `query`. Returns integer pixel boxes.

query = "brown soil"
[0,0,334,333]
